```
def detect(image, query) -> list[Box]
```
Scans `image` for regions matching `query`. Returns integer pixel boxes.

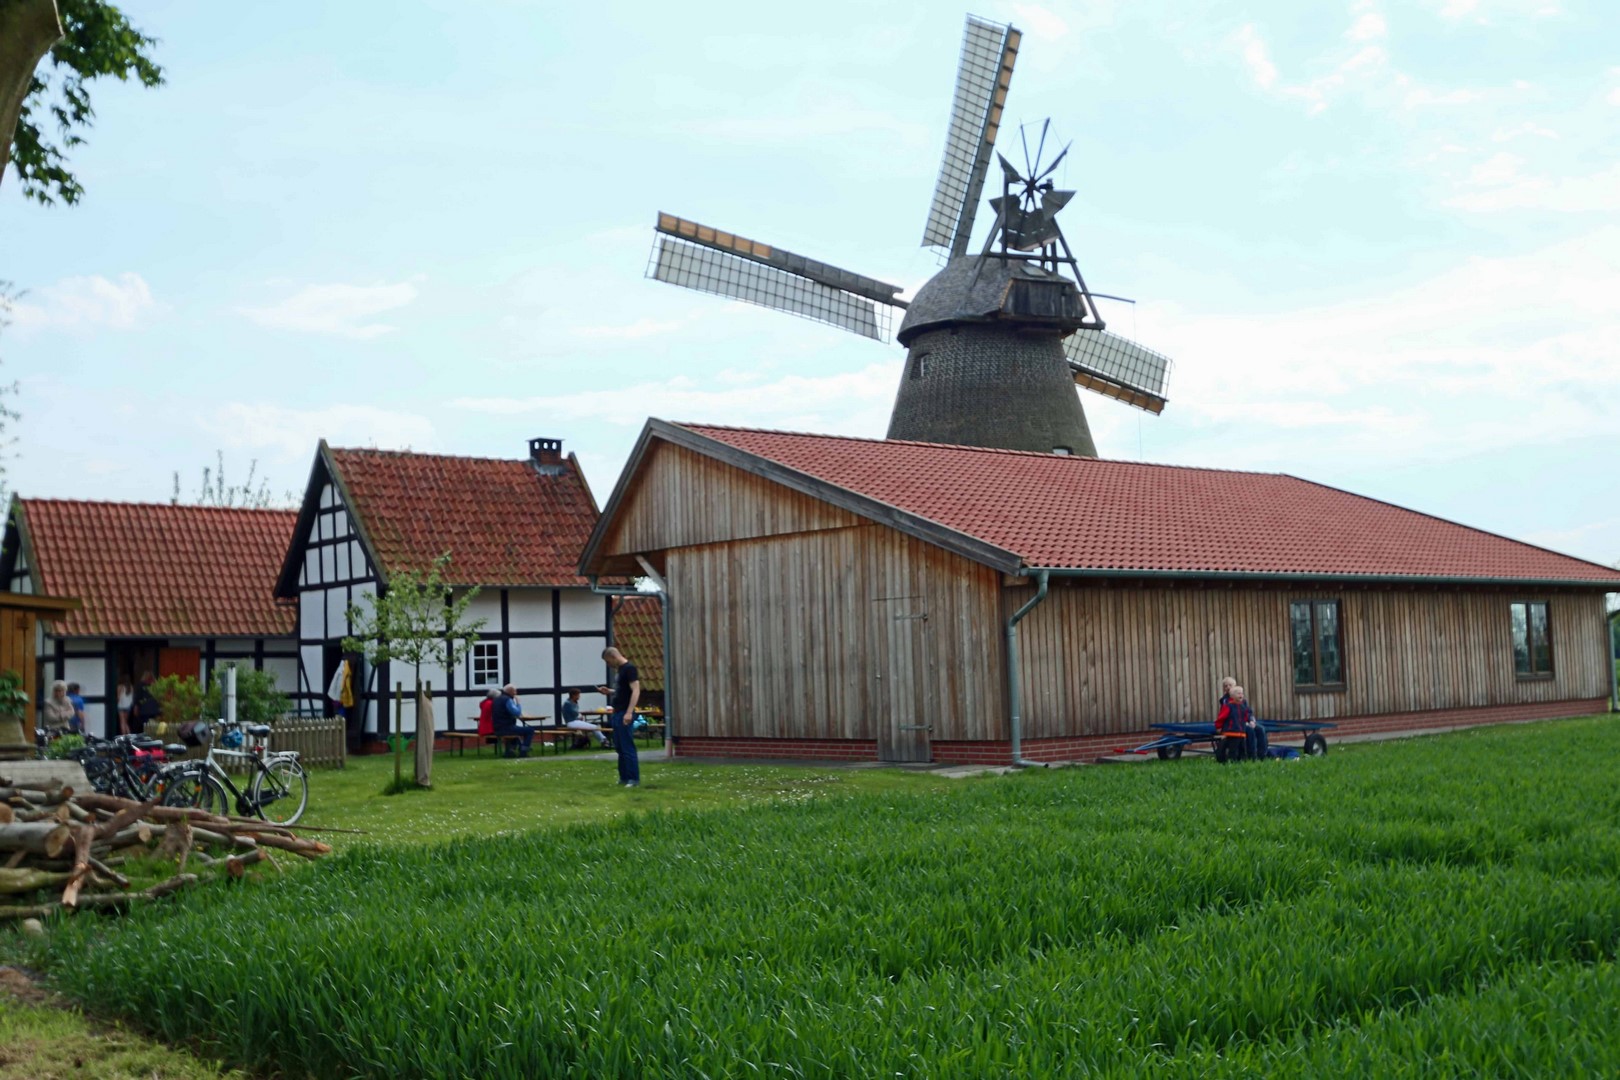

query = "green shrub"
[42,733,86,759]
[148,675,205,726]
[202,666,288,727]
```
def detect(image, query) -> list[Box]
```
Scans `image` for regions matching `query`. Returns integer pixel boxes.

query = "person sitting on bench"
[562,688,608,748]
[493,683,534,757]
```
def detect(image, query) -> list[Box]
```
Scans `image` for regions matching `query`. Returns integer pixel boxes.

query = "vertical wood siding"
[669,525,1005,744]
[601,444,860,557]
[1009,583,1610,736]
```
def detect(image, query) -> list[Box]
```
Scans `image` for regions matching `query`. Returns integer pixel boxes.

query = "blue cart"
[1125,718,1335,762]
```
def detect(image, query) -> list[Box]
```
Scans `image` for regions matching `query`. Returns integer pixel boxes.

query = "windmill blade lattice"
[649,214,902,341]
[920,16,1020,257]
[1063,329,1174,414]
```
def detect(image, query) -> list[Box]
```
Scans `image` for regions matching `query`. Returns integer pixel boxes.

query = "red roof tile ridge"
[327,445,545,466]
[673,421,1295,479]
[18,497,297,519]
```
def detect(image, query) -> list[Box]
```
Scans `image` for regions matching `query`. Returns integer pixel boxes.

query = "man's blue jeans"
[495,723,533,754]
[611,710,640,784]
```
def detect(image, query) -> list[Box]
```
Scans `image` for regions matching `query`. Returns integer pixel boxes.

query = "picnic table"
[445,715,550,756]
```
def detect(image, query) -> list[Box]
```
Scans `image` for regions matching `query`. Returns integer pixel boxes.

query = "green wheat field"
[35,717,1620,1078]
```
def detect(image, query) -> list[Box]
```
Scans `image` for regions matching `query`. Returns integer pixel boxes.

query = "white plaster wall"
[463,591,502,633]
[507,590,551,632]
[558,589,606,632]
[298,594,322,639]
[320,483,336,509]
[508,638,555,690]
[325,588,349,639]
[300,646,323,697]
[263,656,299,695]
[62,656,102,692]
[559,635,608,691]
[336,542,351,580]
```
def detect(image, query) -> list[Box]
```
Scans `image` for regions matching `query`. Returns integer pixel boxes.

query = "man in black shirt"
[597,647,641,787]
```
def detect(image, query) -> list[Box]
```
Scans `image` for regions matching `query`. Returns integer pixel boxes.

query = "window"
[910,352,930,380]
[1290,600,1345,688]
[1510,601,1552,678]
[469,641,502,687]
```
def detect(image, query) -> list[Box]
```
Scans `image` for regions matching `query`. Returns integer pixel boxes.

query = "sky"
[2,0,1618,566]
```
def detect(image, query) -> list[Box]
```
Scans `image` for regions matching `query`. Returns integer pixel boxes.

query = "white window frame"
[468,640,503,688]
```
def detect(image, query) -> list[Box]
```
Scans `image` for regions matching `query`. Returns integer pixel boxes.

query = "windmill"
[647,14,1175,457]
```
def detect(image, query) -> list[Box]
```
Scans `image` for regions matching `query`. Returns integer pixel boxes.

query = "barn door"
[872,595,931,763]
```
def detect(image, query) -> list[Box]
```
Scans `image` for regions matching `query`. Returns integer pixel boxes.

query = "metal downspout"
[1607,606,1618,713]
[1007,570,1050,768]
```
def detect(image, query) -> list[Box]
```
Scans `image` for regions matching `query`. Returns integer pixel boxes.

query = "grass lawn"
[302,747,952,847]
[0,990,242,1080]
[18,714,1620,1078]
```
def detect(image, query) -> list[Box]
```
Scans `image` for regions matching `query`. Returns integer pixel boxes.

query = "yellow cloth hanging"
[340,660,355,708]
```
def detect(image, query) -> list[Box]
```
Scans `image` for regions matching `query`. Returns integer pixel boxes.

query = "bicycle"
[67,733,192,802]
[162,720,309,826]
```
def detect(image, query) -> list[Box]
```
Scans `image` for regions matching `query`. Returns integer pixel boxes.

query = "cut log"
[0,867,70,895]
[225,848,269,878]
[94,800,155,842]
[0,821,73,857]
[0,873,198,921]
[61,823,96,907]
[0,803,11,824]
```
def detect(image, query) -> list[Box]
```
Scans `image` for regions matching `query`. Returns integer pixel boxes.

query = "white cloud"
[10,273,154,332]
[572,318,687,341]
[1489,122,1558,141]
[199,402,437,460]
[1435,0,1561,22]
[1135,228,1620,473]
[1607,88,1620,107]
[238,279,421,339]
[1234,25,1278,90]
[1010,3,1070,41]
[451,363,898,438]
[1346,10,1388,42]
[1445,157,1620,212]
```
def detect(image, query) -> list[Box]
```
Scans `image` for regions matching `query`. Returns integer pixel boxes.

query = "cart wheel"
[1156,744,1183,761]
[1303,733,1328,756]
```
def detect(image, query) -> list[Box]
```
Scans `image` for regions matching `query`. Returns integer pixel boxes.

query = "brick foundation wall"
[673,698,1610,765]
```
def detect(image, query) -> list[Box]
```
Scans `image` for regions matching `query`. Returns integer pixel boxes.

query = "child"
[1215,685,1257,762]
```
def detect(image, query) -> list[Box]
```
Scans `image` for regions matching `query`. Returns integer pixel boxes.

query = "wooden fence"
[270,715,346,769]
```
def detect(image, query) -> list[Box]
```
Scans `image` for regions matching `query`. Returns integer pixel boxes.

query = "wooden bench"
[442,731,482,756]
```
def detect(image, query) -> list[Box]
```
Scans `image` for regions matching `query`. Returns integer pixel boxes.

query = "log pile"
[0,775,333,921]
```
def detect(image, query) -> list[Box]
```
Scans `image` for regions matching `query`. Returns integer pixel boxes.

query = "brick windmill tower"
[646,15,1174,456]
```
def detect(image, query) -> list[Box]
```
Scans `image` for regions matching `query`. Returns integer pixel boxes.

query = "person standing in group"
[597,648,641,788]
[493,683,534,757]
[41,680,76,738]
[131,672,162,732]
[116,681,134,735]
[65,682,88,734]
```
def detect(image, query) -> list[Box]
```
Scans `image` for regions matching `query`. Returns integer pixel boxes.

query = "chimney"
[529,437,565,475]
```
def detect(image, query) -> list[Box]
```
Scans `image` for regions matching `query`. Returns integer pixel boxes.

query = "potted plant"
[0,669,30,761]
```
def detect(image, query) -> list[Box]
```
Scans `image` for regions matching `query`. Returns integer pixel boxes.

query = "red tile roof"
[14,500,297,638]
[612,595,664,690]
[327,446,599,587]
[677,425,1620,584]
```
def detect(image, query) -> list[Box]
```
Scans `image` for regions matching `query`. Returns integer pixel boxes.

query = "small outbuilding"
[581,421,1620,764]
[0,498,299,734]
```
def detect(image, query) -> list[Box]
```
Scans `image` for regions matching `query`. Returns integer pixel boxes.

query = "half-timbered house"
[0,499,299,735]
[274,438,613,745]
[581,421,1620,764]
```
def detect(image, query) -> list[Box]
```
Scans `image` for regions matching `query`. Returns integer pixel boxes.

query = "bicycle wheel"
[249,757,308,826]
[162,766,230,817]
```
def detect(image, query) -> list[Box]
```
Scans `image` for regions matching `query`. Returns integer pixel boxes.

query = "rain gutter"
[1018,567,1620,590]
[1005,569,1050,768]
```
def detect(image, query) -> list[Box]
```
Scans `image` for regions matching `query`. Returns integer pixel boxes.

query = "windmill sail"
[921,16,1021,256]
[650,213,903,341]
[1063,330,1174,414]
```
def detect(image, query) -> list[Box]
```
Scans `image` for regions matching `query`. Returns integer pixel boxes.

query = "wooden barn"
[274,437,616,743]
[0,498,299,735]
[581,421,1620,764]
